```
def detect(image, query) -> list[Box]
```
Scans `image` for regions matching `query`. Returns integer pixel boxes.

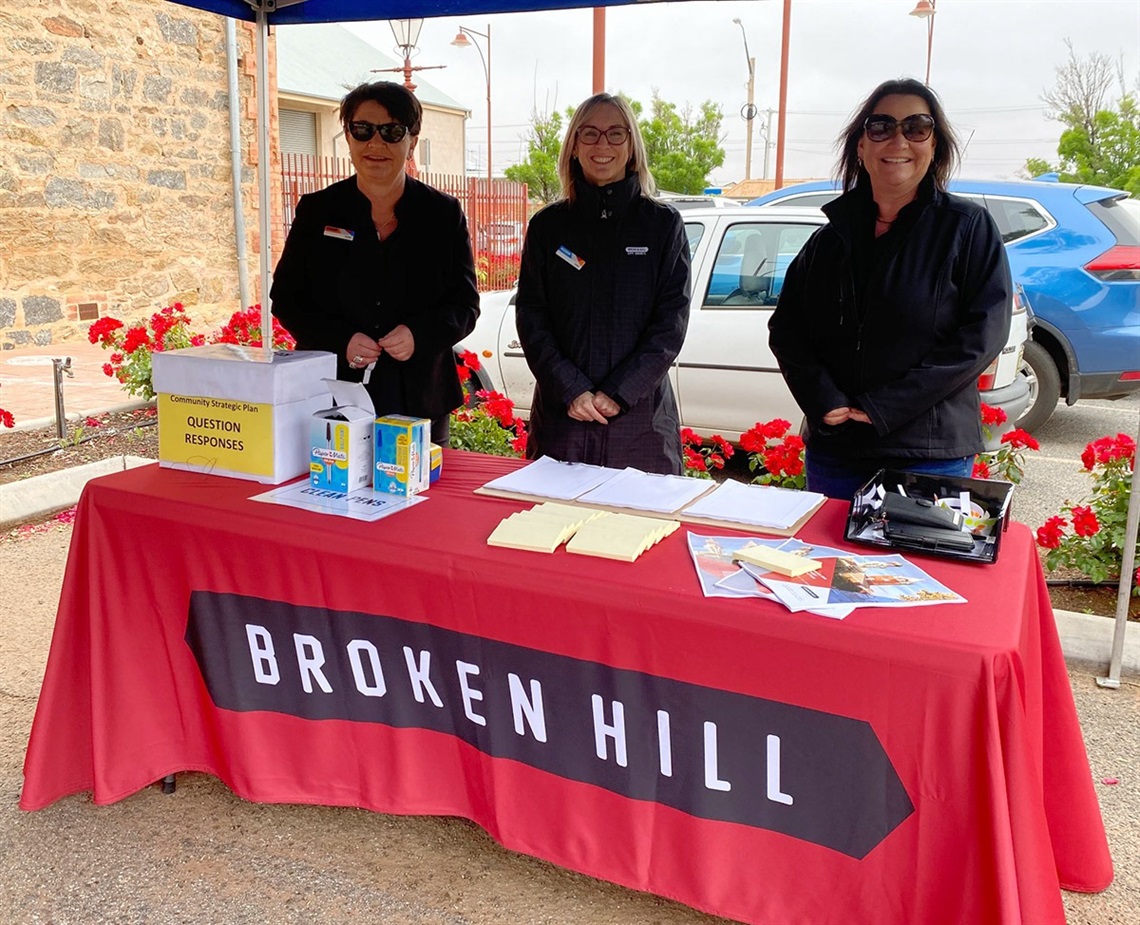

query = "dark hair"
[339,81,422,136]
[835,78,959,192]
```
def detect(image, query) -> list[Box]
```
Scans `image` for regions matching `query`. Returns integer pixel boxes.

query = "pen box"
[374,415,431,496]
[310,380,375,493]
[845,469,1014,565]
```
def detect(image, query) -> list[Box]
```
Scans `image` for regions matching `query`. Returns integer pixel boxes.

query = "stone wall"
[0,0,272,348]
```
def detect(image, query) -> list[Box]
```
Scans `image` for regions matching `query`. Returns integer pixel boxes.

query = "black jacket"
[270,176,479,422]
[768,177,1011,460]
[515,175,691,474]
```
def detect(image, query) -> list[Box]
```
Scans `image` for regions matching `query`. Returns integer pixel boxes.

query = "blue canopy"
[165,0,639,25]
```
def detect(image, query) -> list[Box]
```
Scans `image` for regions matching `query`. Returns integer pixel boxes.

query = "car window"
[703,223,817,309]
[684,222,706,256]
[979,196,1053,244]
[1087,196,1140,246]
[770,191,837,209]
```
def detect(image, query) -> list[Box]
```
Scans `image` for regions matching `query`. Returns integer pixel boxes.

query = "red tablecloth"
[22,452,1111,924]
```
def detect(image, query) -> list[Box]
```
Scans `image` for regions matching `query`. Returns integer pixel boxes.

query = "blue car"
[749,177,1140,431]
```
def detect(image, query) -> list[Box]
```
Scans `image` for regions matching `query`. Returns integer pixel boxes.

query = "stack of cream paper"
[565,511,680,562]
[682,479,825,530]
[487,502,605,553]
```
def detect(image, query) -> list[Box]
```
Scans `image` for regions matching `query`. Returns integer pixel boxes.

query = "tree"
[504,107,566,204]
[1024,41,1140,195]
[637,95,726,195]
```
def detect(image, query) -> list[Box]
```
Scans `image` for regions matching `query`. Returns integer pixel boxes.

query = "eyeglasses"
[347,121,409,144]
[577,126,630,146]
[863,113,935,143]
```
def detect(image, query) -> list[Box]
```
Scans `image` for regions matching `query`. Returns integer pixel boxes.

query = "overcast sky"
[345,0,1140,186]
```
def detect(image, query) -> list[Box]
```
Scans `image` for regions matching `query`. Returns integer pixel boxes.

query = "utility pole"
[733,18,757,181]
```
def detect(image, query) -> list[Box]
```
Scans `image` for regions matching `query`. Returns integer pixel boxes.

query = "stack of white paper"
[575,467,714,514]
[682,480,825,530]
[480,456,619,500]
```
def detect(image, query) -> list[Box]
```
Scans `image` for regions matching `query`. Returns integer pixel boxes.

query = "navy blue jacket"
[769,177,1012,460]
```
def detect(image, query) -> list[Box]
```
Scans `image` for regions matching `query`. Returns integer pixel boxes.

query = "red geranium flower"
[683,447,707,471]
[102,363,114,377]
[1036,516,1066,549]
[761,418,792,439]
[1070,505,1100,537]
[980,403,1007,427]
[1000,428,1039,451]
[458,349,481,372]
[0,408,14,429]
[680,427,702,447]
[972,459,991,479]
[710,434,734,458]
[456,364,471,383]
[739,425,767,453]
[87,316,124,347]
[122,326,151,354]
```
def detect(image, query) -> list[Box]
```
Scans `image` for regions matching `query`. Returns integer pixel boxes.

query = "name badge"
[323,226,355,241]
[625,246,649,256]
[556,245,585,270]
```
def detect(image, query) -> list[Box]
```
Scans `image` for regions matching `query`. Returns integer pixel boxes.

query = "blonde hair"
[557,93,656,204]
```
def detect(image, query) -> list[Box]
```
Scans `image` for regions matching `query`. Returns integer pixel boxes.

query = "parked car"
[476,220,524,257]
[458,206,1029,443]
[749,177,1140,431]
[659,195,744,211]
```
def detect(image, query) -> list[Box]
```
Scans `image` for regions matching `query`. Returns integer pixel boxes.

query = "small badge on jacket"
[625,246,649,255]
[323,226,355,241]
[556,245,585,270]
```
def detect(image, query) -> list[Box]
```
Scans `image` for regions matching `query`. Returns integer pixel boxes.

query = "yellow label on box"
[158,393,275,476]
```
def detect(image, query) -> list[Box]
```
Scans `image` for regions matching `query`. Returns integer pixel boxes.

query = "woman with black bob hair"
[271,81,479,445]
[769,77,1012,499]
[514,93,691,474]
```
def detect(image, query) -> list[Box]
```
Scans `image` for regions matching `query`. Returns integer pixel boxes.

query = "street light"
[451,24,492,191]
[909,0,937,86]
[371,19,445,177]
[732,17,757,181]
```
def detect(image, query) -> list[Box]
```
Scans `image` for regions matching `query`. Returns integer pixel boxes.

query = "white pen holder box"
[152,345,336,484]
[311,380,375,493]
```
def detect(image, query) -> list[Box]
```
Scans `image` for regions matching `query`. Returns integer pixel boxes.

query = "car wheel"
[1016,340,1060,433]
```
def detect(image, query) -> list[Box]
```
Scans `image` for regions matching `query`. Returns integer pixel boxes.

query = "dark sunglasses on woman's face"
[863,113,935,143]
[347,121,409,144]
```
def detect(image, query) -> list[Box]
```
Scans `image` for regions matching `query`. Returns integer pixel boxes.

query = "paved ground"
[1,338,142,431]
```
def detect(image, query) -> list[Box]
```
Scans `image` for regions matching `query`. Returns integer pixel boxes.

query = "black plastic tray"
[844,469,1014,565]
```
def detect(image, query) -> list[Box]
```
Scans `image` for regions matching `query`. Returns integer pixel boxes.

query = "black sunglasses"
[347,121,409,144]
[863,113,935,143]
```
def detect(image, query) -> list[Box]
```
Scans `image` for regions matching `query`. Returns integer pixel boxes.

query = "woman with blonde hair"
[514,93,691,474]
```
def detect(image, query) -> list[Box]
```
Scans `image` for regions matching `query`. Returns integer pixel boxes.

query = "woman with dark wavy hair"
[769,78,1012,499]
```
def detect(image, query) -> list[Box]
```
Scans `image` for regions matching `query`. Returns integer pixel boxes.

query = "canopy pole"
[255,7,273,360]
[1098,417,1140,689]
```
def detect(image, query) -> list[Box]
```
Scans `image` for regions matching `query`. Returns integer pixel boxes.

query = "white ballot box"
[152,345,336,484]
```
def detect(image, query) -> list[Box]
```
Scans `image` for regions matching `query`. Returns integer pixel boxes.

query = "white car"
[460,206,1030,444]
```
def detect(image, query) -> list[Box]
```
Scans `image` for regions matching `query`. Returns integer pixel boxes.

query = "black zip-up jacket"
[768,176,1011,460]
[515,175,691,474]
[271,176,479,423]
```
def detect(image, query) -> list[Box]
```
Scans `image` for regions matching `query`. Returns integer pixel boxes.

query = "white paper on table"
[682,479,825,529]
[251,481,427,522]
[576,467,714,514]
[480,455,621,501]
[738,564,855,619]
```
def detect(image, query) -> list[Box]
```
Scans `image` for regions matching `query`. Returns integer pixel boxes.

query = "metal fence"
[281,154,528,292]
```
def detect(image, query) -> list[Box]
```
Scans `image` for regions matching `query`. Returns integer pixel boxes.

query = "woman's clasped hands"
[568,390,620,424]
[346,325,415,369]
